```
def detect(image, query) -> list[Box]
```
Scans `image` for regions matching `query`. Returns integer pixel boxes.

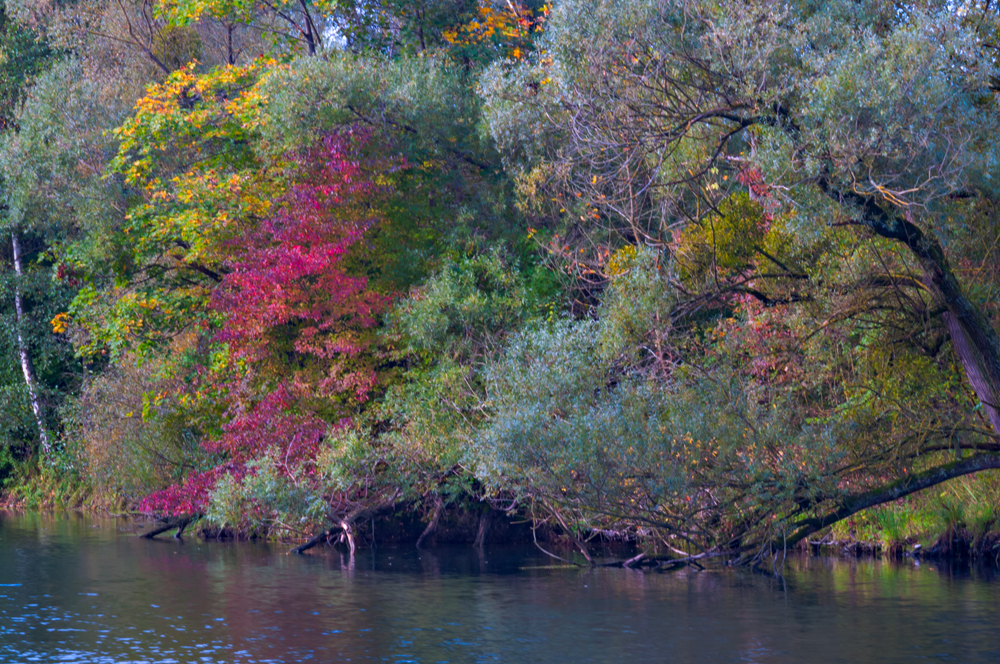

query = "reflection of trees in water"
[3,514,1000,663]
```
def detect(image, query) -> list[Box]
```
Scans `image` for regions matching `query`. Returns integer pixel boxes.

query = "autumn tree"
[137,130,389,521]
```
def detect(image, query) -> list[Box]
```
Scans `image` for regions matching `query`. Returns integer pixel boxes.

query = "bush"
[68,348,207,509]
[205,452,326,538]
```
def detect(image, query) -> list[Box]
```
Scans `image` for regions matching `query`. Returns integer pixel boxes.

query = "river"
[1,512,999,663]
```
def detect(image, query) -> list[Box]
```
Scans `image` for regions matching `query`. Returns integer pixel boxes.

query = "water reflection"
[2,511,999,663]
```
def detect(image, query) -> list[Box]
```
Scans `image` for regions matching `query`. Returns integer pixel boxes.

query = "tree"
[155,0,546,59]
[476,0,1000,562]
[138,130,390,518]
[0,6,67,460]
[57,25,522,519]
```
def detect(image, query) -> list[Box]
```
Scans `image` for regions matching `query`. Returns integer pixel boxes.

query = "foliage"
[442,1,548,62]
[205,451,326,536]
[2,453,87,509]
[255,51,508,251]
[66,345,208,509]
[56,57,279,361]
[301,253,543,530]
[209,131,389,402]
[0,4,57,131]
[0,245,79,422]
[4,0,1000,564]
[472,274,853,554]
[136,130,390,517]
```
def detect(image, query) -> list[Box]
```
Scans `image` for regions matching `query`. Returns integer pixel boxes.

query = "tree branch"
[784,453,1000,547]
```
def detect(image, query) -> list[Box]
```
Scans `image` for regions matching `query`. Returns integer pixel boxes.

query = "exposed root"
[473,507,494,549]
[416,496,444,549]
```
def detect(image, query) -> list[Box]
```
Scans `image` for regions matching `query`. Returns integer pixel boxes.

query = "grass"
[831,470,1000,558]
[1,450,90,511]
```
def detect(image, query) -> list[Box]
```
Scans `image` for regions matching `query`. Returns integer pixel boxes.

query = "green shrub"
[873,507,910,547]
[934,494,967,534]
[205,452,325,538]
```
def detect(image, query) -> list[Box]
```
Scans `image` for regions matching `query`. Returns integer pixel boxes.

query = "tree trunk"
[885,231,1000,435]
[893,215,1000,435]
[298,0,317,55]
[12,232,51,455]
[818,180,1000,437]
[942,311,1000,434]
[139,514,199,539]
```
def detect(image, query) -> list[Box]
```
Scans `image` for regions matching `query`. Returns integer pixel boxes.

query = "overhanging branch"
[784,453,1000,547]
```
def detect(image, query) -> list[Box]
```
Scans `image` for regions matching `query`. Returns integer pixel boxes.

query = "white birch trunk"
[11,232,51,455]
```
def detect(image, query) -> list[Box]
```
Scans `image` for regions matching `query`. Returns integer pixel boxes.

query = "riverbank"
[818,475,1000,566]
[5,459,1000,566]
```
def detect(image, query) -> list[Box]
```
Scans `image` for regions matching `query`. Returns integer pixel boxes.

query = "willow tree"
[477,0,1000,561]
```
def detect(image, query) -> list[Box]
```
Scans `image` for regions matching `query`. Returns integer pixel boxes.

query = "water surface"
[1,512,998,663]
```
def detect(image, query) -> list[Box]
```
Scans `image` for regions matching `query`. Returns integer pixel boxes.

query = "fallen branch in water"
[597,552,647,568]
[290,519,353,555]
[139,514,200,539]
[656,551,726,571]
[289,490,402,555]
[623,552,647,568]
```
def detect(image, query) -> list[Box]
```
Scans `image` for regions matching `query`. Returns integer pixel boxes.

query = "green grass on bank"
[1,449,91,512]
[832,470,1000,557]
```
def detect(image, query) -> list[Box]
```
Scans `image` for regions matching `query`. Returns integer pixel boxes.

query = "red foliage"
[55,263,83,287]
[213,132,388,386]
[202,386,327,469]
[715,298,800,384]
[737,166,779,219]
[138,462,246,515]
[140,131,391,516]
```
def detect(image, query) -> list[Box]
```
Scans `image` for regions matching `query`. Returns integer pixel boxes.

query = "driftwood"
[290,519,354,555]
[656,551,726,570]
[600,551,723,569]
[139,514,199,539]
[622,552,647,568]
[288,529,331,555]
[598,552,720,569]
[597,553,646,568]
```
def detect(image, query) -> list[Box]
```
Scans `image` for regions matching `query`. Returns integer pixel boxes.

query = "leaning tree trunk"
[11,232,51,455]
[820,181,1000,438]
[756,181,1000,564]
[784,453,1000,548]
[894,222,1000,437]
[943,312,1000,434]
